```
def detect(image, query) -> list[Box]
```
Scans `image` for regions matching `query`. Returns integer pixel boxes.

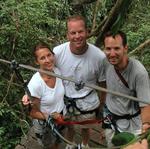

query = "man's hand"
[124,139,148,149]
[142,122,150,133]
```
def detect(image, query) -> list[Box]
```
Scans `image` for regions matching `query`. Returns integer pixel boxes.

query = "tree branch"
[95,0,131,47]
[89,16,107,38]
[129,39,150,56]
[91,0,101,33]
[1,73,15,105]
[10,10,19,58]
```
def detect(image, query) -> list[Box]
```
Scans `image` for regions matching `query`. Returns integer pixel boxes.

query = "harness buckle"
[75,80,85,91]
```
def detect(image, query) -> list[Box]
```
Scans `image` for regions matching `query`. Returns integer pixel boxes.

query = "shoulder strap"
[114,67,129,88]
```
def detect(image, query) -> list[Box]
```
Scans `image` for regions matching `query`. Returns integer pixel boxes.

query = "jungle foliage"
[0,0,150,148]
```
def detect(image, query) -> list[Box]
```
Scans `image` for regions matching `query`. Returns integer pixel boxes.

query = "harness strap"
[64,90,97,115]
[64,90,93,100]
[75,107,97,114]
[114,67,129,88]
[54,115,109,125]
[113,109,141,120]
[102,105,141,132]
[55,117,102,125]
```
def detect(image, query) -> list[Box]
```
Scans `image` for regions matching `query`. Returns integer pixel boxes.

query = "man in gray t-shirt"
[103,30,150,147]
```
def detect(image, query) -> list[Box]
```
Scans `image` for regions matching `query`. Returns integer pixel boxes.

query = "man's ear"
[86,28,90,36]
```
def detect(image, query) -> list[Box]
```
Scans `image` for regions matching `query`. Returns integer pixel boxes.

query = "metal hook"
[75,80,85,91]
[10,60,19,70]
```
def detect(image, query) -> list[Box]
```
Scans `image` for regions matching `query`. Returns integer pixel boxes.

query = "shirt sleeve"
[53,46,60,67]
[98,58,108,82]
[27,75,42,99]
[136,68,150,107]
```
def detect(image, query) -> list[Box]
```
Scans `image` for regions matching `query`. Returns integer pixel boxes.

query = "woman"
[23,42,66,149]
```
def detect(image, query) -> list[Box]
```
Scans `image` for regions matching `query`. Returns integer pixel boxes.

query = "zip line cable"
[0,58,149,105]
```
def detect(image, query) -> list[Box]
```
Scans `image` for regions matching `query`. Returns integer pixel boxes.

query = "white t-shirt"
[28,67,65,114]
[53,42,106,111]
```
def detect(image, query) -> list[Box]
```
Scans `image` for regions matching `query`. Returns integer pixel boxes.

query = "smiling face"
[104,34,128,69]
[67,18,88,54]
[35,48,55,71]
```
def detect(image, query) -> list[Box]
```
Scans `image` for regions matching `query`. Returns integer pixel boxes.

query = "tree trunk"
[95,0,131,47]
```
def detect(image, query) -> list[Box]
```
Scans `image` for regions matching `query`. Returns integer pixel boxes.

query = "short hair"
[33,42,54,60]
[103,30,127,47]
[66,15,87,29]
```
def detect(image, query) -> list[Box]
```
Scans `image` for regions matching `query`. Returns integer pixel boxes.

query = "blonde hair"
[66,15,87,28]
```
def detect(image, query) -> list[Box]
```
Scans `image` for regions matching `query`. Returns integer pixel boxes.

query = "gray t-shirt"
[104,57,150,134]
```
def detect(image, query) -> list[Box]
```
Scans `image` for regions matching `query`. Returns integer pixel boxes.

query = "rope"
[0,58,149,105]
[47,116,78,147]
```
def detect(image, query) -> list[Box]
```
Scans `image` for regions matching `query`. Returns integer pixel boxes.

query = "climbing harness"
[102,104,141,133]
[64,90,95,116]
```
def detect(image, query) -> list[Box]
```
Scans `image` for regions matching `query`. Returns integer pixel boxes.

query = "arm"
[134,66,150,132]
[97,81,106,112]
[97,58,108,112]
[123,139,148,149]
[141,105,150,132]
[141,105,150,122]
[30,98,62,121]
[22,94,48,120]
[22,95,62,121]
[29,97,48,120]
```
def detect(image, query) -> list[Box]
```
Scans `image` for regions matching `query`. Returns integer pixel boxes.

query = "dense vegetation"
[0,0,150,148]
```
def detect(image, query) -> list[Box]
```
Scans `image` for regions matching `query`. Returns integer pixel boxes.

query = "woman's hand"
[22,95,30,105]
[51,112,62,120]
[51,112,64,123]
